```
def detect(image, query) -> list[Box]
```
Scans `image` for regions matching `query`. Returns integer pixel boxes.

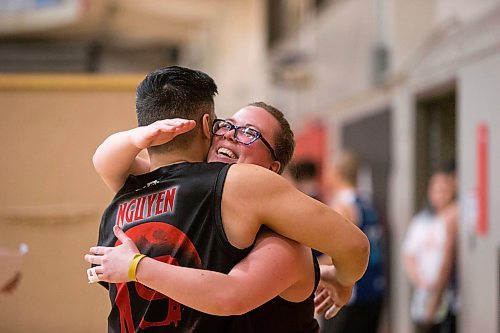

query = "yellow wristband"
[128,254,146,282]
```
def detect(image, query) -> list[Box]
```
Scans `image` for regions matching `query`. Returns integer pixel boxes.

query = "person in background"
[402,169,458,333]
[318,151,385,333]
[288,160,322,201]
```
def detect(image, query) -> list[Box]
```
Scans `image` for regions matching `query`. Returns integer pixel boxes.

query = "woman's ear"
[269,161,281,174]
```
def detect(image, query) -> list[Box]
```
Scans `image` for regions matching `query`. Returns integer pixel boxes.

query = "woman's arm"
[402,254,426,288]
[427,205,458,318]
[85,226,313,316]
[401,218,427,289]
[93,119,195,192]
[138,231,312,315]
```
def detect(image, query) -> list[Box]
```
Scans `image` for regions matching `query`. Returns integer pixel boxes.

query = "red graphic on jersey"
[114,222,202,332]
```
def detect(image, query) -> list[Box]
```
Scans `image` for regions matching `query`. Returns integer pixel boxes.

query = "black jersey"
[227,250,321,333]
[97,162,252,333]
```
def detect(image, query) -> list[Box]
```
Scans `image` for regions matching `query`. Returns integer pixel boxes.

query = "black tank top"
[97,162,320,332]
[227,245,320,333]
[97,162,252,333]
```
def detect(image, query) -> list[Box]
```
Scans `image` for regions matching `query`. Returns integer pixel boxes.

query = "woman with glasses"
[208,102,283,174]
[89,102,343,332]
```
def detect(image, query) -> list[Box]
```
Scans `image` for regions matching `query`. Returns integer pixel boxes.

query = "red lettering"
[147,193,157,218]
[155,191,165,215]
[163,187,176,213]
[117,203,127,227]
[125,199,137,223]
[134,197,146,221]
[116,187,176,226]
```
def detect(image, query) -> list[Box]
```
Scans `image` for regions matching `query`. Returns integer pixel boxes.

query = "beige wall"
[207,0,269,118]
[388,0,435,72]
[435,0,500,23]
[0,75,141,332]
[269,0,383,122]
[458,52,500,333]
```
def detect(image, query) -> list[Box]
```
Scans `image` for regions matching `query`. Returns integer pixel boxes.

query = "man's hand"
[84,226,140,283]
[129,118,196,149]
[314,264,353,319]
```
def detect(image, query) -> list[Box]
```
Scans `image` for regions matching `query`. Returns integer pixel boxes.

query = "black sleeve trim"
[213,163,252,258]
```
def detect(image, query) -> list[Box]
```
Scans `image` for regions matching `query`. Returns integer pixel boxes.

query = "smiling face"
[208,105,281,173]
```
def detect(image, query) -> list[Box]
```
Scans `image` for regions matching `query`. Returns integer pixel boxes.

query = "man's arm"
[85,227,314,316]
[332,201,358,226]
[93,119,195,192]
[314,264,353,318]
[221,164,370,288]
[317,200,358,265]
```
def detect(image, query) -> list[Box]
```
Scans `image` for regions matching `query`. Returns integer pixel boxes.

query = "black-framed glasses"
[212,119,277,161]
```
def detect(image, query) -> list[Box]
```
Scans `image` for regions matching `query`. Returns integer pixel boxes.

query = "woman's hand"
[84,226,140,283]
[129,118,196,149]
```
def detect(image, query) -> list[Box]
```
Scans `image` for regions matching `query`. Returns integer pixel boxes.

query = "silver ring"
[87,267,100,284]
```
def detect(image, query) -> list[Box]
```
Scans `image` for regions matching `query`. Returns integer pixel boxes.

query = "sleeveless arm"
[402,217,427,289]
[222,164,369,287]
[93,119,195,192]
[331,201,358,226]
[93,130,149,192]
[134,231,311,315]
[427,205,458,317]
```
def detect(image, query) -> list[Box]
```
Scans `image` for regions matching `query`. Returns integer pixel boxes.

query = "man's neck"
[149,150,205,171]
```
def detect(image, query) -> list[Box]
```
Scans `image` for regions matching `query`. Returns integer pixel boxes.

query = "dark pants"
[415,311,456,333]
[320,300,383,333]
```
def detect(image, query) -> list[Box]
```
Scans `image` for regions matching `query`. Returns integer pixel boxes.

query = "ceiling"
[0,0,222,48]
